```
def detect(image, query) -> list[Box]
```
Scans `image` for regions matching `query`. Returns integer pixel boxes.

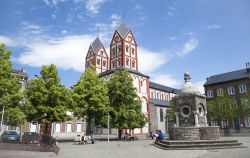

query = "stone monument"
[169,72,220,140]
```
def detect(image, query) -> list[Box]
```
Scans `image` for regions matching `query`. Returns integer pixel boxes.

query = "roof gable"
[116,22,130,38]
[91,37,102,53]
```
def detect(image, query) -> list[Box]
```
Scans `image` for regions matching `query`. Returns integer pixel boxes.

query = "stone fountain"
[169,72,220,140]
[154,72,244,149]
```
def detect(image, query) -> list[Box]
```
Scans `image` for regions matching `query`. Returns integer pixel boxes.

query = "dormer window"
[100,51,104,56]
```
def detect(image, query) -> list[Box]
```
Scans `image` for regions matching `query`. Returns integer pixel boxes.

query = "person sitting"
[156,130,164,141]
[81,136,86,144]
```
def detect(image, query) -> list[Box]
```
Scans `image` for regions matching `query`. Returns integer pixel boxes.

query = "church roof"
[91,37,102,53]
[150,98,169,107]
[99,67,150,78]
[149,82,179,93]
[204,69,249,86]
[116,22,130,38]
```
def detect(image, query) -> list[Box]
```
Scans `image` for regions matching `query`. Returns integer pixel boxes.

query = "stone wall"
[200,126,220,140]
[169,126,220,140]
[169,127,200,140]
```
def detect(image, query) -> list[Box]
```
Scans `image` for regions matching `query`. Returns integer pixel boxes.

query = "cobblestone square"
[1,136,250,158]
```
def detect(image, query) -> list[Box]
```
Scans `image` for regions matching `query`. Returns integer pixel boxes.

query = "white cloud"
[43,0,68,6]
[151,74,180,88]
[85,0,108,14]
[206,24,221,30]
[177,38,199,58]
[170,36,176,40]
[61,30,68,34]
[21,22,44,34]
[15,35,95,72]
[0,36,17,47]
[51,13,57,19]
[138,47,172,74]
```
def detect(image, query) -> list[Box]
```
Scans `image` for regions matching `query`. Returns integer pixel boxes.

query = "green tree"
[240,91,250,119]
[165,100,175,123]
[107,70,147,138]
[0,43,24,127]
[23,64,73,134]
[72,68,109,135]
[207,94,238,126]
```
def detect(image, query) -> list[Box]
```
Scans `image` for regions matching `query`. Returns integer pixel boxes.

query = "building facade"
[204,63,250,128]
[85,22,178,135]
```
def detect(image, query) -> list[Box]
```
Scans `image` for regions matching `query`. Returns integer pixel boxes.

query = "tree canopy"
[107,70,147,137]
[23,64,73,126]
[0,43,24,127]
[72,68,109,135]
[207,94,238,126]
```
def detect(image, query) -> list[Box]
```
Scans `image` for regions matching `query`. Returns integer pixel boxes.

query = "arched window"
[100,51,104,56]
[156,93,159,99]
[103,60,106,67]
[151,91,154,98]
[118,45,121,53]
[161,94,163,100]
[97,59,100,65]
[126,45,129,52]
[112,48,116,57]
[112,61,115,68]
[132,60,135,68]
[160,109,164,122]
[118,58,121,66]
[126,58,129,66]
[132,48,135,55]
[140,80,143,87]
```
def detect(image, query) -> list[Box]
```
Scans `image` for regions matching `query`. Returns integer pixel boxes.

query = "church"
[17,22,179,140]
[84,21,179,136]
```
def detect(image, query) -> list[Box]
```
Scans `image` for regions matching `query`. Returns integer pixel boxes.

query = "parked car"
[22,132,41,144]
[1,130,21,143]
[74,134,83,144]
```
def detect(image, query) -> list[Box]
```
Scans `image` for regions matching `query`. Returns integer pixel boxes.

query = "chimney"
[246,62,250,73]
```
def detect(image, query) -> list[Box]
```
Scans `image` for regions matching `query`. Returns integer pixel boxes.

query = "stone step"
[156,141,242,148]
[154,143,246,150]
[160,140,238,145]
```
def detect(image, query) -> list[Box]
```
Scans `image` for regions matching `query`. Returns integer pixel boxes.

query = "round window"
[180,106,191,117]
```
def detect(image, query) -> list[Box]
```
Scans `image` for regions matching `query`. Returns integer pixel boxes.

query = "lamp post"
[0,103,6,133]
[107,106,110,143]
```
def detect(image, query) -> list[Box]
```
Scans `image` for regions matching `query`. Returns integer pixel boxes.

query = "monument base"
[169,126,220,140]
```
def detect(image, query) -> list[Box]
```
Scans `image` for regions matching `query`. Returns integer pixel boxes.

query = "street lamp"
[0,102,6,134]
[107,106,110,143]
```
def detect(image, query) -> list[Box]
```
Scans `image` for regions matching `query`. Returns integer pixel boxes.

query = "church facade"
[85,22,178,135]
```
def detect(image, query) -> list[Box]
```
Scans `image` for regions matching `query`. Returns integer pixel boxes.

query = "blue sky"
[1,0,250,92]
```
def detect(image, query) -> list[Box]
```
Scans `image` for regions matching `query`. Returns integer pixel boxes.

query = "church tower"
[85,37,109,74]
[110,22,138,71]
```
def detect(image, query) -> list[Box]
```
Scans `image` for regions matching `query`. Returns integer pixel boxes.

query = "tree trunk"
[86,117,91,136]
[118,129,122,139]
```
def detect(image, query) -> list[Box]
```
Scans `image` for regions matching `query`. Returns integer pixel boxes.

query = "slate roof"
[204,69,249,86]
[12,69,28,79]
[149,81,179,93]
[116,22,130,38]
[150,98,169,107]
[99,67,150,78]
[91,37,102,53]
